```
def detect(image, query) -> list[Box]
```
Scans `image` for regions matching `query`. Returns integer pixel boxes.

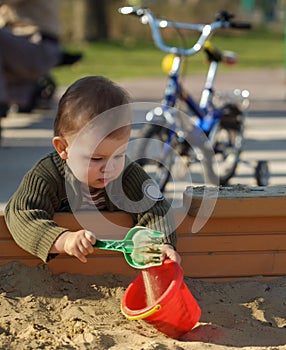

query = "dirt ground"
[0,261,285,350]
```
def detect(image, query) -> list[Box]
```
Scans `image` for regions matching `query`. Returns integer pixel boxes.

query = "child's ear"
[52,136,69,160]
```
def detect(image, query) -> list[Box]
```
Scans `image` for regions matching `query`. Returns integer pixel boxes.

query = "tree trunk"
[85,0,109,41]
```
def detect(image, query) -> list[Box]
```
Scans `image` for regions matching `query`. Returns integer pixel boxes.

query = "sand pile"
[0,262,285,349]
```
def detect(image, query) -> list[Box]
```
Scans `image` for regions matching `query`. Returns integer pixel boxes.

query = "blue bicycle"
[120,7,268,191]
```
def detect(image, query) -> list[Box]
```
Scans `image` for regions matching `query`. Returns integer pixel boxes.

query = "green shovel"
[93,226,164,269]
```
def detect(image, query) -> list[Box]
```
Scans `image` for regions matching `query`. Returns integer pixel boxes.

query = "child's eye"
[90,157,102,162]
[115,154,125,159]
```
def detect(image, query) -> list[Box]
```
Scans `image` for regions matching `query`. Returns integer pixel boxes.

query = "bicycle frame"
[148,50,223,163]
[162,54,221,126]
[120,7,246,137]
[163,59,205,119]
[120,6,251,188]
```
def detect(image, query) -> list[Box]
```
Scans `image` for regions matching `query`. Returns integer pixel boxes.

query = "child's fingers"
[66,246,87,263]
[84,230,96,245]
[161,244,181,264]
[167,249,181,264]
[80,239,94,255]
[75,251,88,263]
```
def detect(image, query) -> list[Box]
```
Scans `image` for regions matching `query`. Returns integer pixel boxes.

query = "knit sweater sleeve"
[4,153,68,263]
[118,160,177,249]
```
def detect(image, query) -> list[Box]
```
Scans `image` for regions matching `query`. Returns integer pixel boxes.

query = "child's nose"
[103,158,116,172]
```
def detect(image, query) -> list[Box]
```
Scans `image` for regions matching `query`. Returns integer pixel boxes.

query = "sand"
[0,262,285,350]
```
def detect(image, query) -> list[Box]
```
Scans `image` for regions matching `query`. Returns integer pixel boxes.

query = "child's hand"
[161,244,181,265]
[51,230,96,263]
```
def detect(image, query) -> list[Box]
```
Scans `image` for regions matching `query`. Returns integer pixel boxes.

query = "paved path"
[0,68,285,210]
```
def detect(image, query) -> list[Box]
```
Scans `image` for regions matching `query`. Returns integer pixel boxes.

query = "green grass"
[53,29,284,87]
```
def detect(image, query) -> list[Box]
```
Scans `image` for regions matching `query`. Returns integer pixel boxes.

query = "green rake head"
[93,226,164,269]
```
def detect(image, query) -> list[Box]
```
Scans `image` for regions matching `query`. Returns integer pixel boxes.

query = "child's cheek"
[67,157,90,183]
[118,159,125,175]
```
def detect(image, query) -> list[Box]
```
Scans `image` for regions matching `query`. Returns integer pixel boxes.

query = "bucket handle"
[121,304,162,320]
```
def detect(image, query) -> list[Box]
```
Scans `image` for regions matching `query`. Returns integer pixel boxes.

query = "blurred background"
[55,0,285,85]
[60,0,284,41]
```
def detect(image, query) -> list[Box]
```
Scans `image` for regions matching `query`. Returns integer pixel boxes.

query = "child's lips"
[99,176,112,183]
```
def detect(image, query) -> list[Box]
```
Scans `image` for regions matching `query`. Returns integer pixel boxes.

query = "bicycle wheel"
[131,124,176,192]
[210,104,244,185]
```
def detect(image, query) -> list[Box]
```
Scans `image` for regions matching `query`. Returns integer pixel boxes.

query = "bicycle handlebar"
[119,6,251,56]
[228,20,252,30]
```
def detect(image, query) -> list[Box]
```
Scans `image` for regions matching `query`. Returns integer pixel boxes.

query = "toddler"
[5,76,180,265]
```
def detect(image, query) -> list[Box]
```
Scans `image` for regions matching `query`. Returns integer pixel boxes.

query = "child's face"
[67,132,130,189]
[86,135,129,188]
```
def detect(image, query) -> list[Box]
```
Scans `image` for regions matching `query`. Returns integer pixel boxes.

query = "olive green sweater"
[5,151,177,262]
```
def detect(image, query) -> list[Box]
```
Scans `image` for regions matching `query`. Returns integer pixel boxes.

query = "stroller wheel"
[255,160,270,186]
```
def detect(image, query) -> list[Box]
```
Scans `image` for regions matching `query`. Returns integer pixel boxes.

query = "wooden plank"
[53,211,134,239]
[0,256,134,277]
[181,251,286,278]
[55,211,286,236]
[47,256,137,276]
[177,234,286,253]
[187,197,286,218]
[184,185,286,218]
[175,211,286,236]
[0,256,136,277]
[193,216,286,235]
[0,240,32,257]
[0,213,13,239]
[0,211,134,239]
[2,211,286,238]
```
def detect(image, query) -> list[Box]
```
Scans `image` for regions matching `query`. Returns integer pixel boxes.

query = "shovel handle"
[94,239,133,253]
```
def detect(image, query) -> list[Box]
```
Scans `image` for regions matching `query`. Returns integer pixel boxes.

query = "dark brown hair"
[54,76,131,136]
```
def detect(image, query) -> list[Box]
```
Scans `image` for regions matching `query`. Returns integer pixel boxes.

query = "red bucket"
[121,259,201,339]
